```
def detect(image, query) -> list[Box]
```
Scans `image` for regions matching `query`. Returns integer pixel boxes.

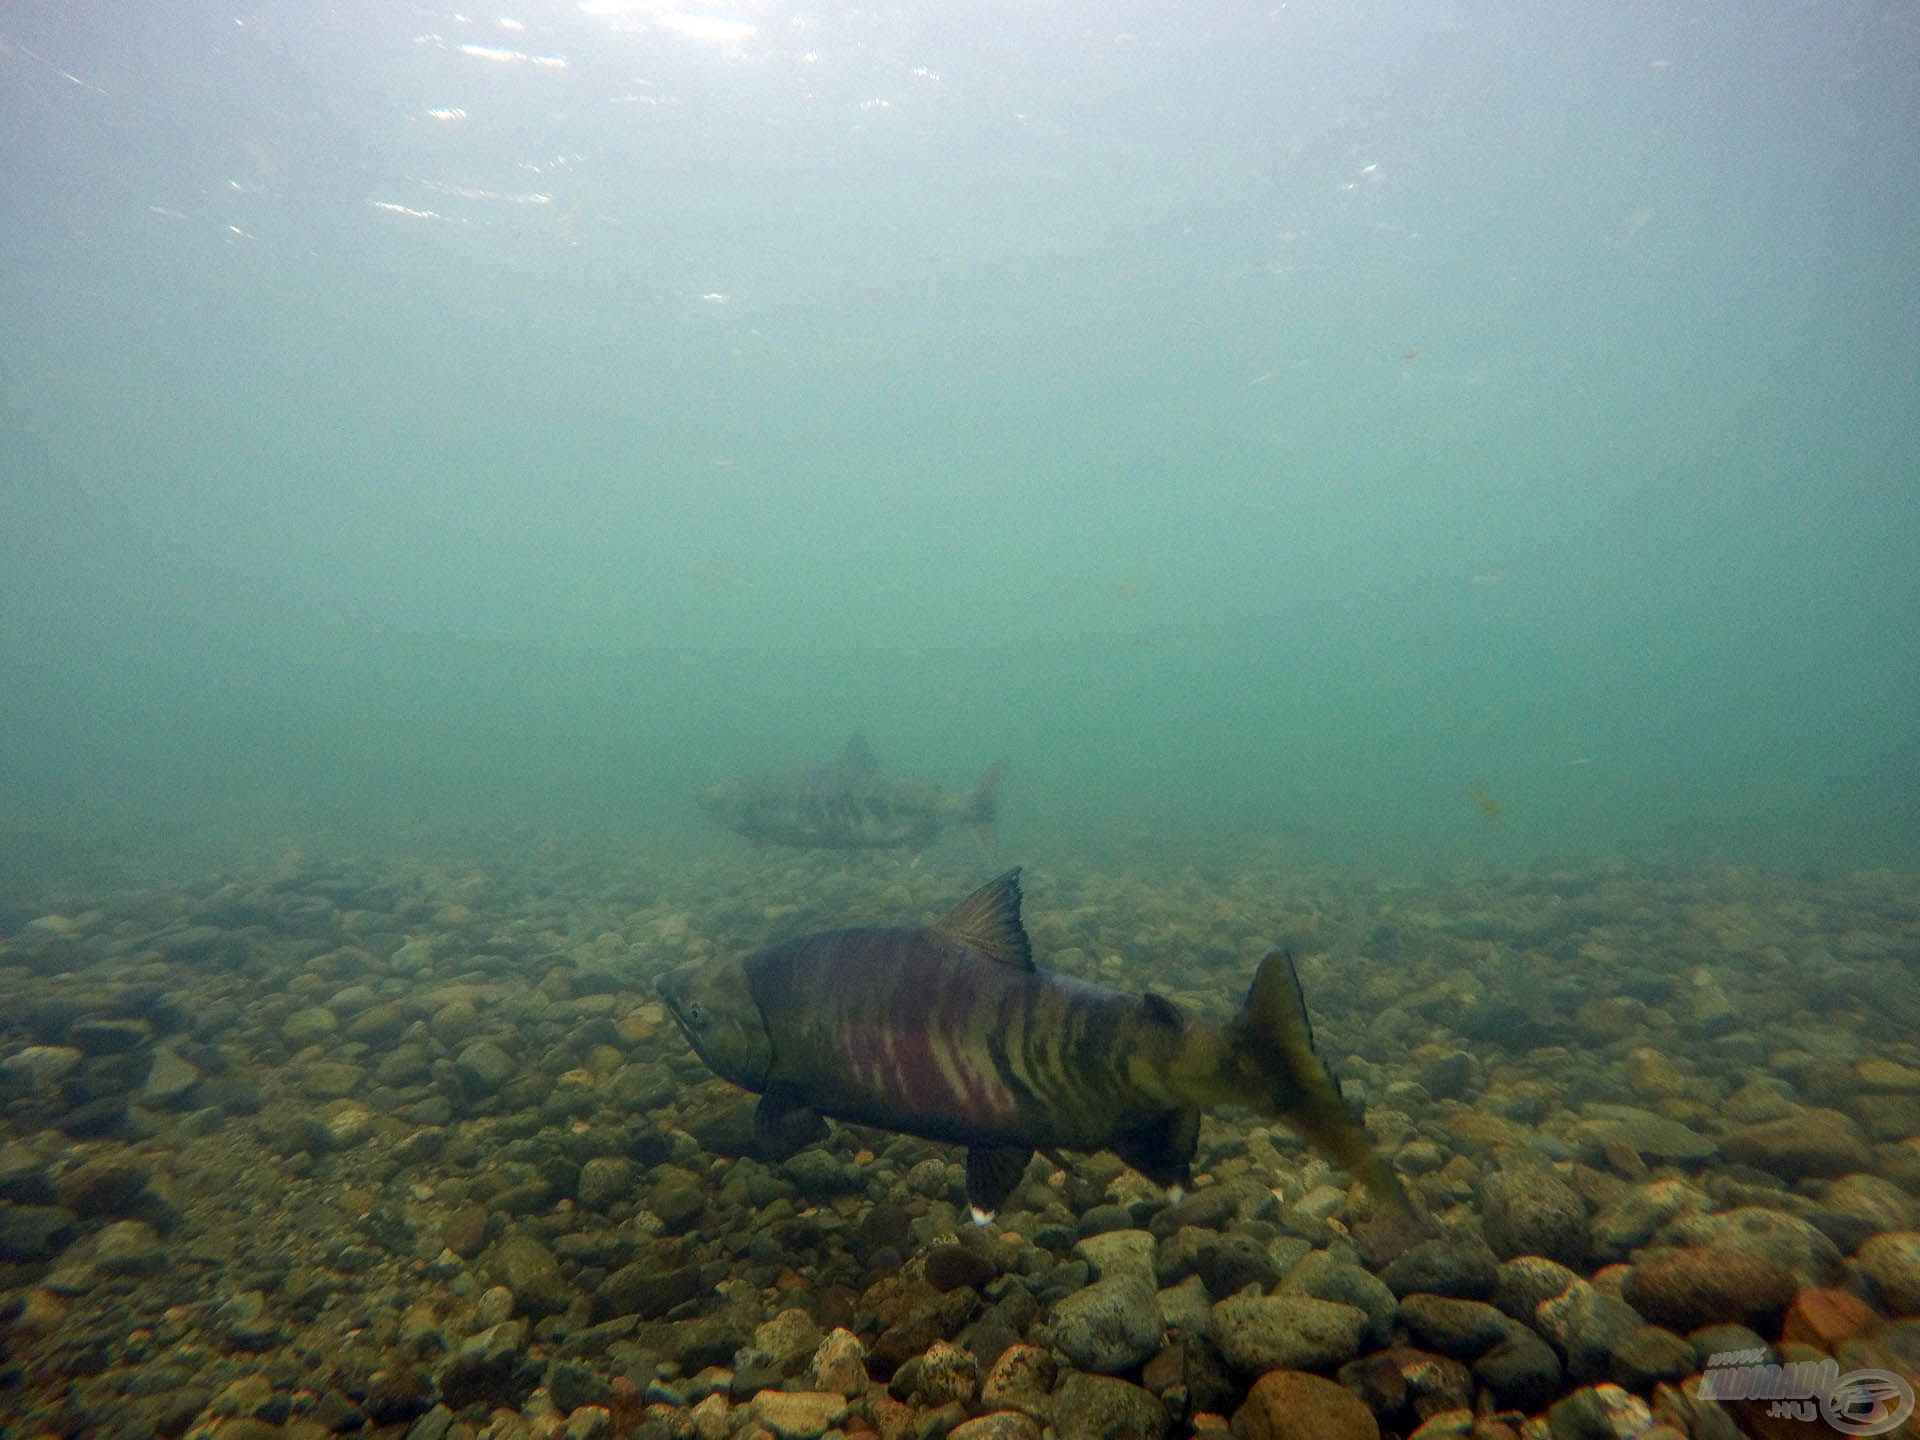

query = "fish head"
[657,956,772,1089]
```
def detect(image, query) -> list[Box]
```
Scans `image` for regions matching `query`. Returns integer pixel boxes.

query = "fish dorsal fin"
[840,731,878,776]
[935,868,1034,970]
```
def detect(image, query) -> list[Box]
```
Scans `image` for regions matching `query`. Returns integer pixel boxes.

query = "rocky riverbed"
[1,843,1917,1440]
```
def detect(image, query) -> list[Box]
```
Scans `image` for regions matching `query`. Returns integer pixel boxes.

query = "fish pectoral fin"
[964,1144,1033,1214]
[1112,1108,1200,1193]
[753,1089,828,1160]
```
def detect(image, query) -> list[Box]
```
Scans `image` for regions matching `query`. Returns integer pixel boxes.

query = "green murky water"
[3,1,1916,888]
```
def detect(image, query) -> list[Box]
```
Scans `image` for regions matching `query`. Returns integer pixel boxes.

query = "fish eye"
[686,1000,707,1025]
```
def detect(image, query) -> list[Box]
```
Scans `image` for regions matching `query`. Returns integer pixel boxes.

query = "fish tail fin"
[966,758,1009,853]
[1232,948,1415,1223]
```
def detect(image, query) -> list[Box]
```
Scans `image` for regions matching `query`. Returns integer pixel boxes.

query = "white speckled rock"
[809,1326,870,1395]
[1039,1272,1164,1374]
[1074,1228,1157,1290]
[1208,1290,1368,1375]
[751,1389,848,1440]
[1158,1273,1212,1337]
[1589,1179,1709,1261]
[1654,1206,1843,1287]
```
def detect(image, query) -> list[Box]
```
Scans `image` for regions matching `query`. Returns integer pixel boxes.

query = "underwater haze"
[4,0,1918,882]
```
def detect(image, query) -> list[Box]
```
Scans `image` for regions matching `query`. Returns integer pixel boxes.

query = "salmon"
[659,869,1412,1222]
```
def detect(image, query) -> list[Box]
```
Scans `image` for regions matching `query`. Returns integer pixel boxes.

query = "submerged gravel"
[2,843,1917,1439]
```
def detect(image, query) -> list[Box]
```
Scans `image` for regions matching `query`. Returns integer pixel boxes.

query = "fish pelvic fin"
[964,1144,1033,1215]
[1231,948,1415,1223]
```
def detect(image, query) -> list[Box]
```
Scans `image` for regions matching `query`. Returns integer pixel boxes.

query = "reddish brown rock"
[1336,1348,1471,1424]
[948,1415,1041,1440]
[868,1397,914,1440]
[1621,1248,1799,1332]
[1231,1370,1379,1440]
[1782,1288,1880,1352]
[862,1272,980,1374]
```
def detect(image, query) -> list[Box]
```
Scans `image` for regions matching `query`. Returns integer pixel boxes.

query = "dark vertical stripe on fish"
[988,993,1040,1118]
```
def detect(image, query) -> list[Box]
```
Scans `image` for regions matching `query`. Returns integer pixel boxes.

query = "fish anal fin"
[934,868,1034,970]
[964,1144,1032,1214]
[1112,1107,1200,1193]
[1142,991,1184,1028]
[754,1089,828,1160]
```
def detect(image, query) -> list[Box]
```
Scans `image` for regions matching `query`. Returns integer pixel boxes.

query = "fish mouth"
[653,957,773,1090]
